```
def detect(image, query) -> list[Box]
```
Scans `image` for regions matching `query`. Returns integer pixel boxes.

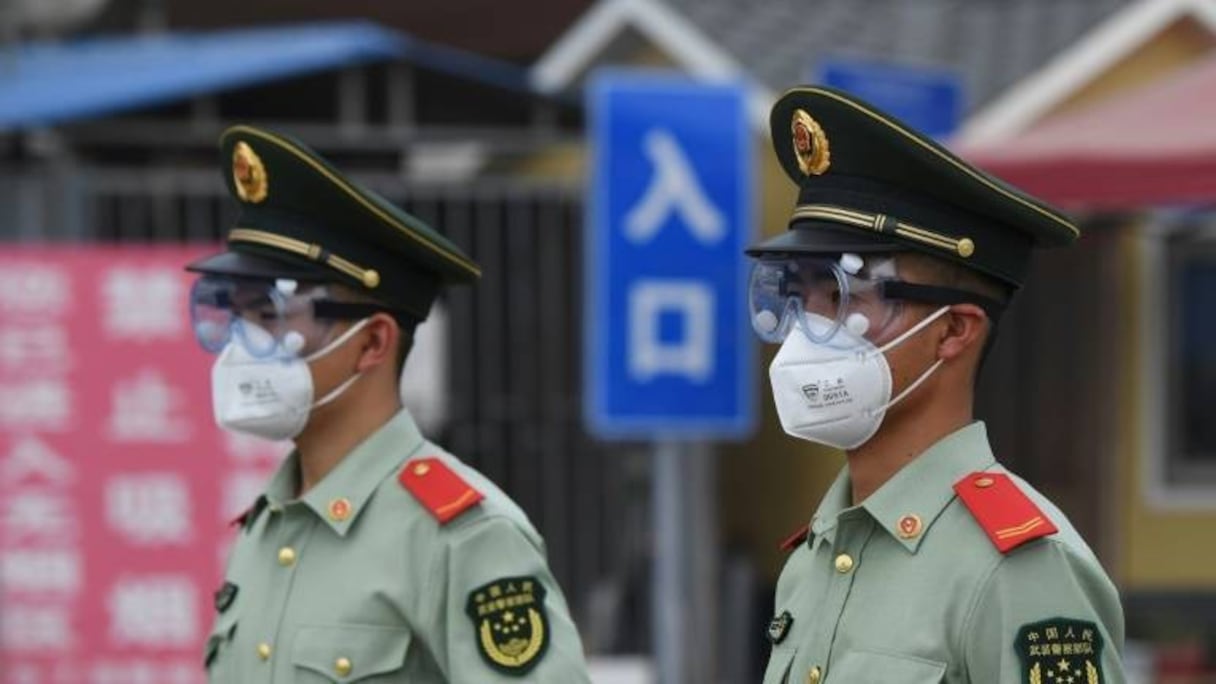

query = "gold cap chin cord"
[228,228,381,288]
[792,204,975,259]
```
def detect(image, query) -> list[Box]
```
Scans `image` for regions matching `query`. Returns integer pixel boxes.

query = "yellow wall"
[1046,16,1216,119]
[1042,17,1216,591]
[1117,226,1216,589]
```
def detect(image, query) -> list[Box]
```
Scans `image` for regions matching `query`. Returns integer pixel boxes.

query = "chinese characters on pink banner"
[0,248,289,684]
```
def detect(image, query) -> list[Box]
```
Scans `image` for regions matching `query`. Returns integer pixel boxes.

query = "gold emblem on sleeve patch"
[466,576,549,675]
[1016,618,1103,684]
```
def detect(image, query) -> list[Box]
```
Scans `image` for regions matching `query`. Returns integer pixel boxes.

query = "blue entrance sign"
[585,72,754,440]
[818,57,963,138]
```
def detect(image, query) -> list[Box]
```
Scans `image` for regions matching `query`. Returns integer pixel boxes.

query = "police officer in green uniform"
[188,126,592,682]
[748,88,1127,683]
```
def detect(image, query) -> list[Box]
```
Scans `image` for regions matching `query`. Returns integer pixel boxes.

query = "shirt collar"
[809,422,996,552]
[809,468,852,547]
[861,421,997,552]
[262,408,426,536]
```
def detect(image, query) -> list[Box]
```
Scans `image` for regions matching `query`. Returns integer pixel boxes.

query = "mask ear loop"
[312,372,363,410]
[303,318,375,409]
[866,306,951,416]
[302,318,373,363]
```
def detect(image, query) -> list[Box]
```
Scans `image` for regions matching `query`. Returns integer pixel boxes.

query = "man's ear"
[355,313,400,372]
[937,304,988,362]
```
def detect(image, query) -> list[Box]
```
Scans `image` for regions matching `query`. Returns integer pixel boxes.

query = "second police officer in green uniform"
[747,88,1127,683]
[189,126,592,682]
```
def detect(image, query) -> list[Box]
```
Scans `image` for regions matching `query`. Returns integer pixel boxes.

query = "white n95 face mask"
[768,307,949,450]
[211,319,371,441]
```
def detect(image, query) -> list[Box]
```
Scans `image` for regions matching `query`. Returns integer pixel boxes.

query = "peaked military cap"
[187,125,480,320]
[748,87,1078,288]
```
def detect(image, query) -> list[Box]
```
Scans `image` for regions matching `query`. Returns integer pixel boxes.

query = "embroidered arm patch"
[213,581,238,613]
[766,610,793,645]
[1016,618,1104,683]
[466,575,549,676]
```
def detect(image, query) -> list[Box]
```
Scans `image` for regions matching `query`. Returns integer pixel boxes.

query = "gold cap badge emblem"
[791,109,830,176]
[232,141,269,203]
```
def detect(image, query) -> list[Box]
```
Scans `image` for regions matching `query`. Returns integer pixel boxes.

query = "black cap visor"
[185,248,332,283]
[746,221,900,258]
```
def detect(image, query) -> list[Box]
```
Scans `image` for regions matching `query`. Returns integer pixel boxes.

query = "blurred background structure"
[2,0,1216,682]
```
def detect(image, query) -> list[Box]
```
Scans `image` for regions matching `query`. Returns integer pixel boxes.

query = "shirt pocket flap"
[828,649,946,684]
[291,624,412,682]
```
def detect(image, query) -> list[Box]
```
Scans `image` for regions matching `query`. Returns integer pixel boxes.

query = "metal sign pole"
[653,440,717,684]
[652,439,686,684]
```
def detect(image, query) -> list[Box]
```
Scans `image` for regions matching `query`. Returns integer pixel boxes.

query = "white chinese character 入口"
[0,325,71,372]
[1,436,75,486]
[0,380,71,431]
[1,604,73,650]
[107,575,198,648]
[102,267,185,340]
[0,265,71,317]
[107,369,192,443]
[2,489,77,540]
[624,128,726,246]
[628,279,715,382]
[0,548,81,595]
[106,473,191,545]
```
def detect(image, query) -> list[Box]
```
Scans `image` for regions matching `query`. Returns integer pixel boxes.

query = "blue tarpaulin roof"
[0,21,533,131]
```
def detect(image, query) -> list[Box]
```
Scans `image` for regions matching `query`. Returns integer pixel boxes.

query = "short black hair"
[328,284,417,377]
[894,251,1011,376]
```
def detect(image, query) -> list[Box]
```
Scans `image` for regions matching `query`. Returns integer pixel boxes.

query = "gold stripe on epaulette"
[994,516,1045,539]
[792,204,976,259]
[228,228,381,289]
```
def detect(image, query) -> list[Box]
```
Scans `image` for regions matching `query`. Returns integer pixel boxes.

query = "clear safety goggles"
[189,275,393,358]
[748,253,1002,347]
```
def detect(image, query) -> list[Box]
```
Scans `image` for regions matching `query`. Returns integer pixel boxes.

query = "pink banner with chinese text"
[0,246,288,684]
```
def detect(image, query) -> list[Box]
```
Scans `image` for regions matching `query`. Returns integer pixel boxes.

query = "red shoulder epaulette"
[954,472,1058,553]
[399,457,484,524]
[779,524,811,552]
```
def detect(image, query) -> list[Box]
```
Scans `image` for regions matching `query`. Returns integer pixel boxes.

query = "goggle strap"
[312,301,421,329]
[875,305,950,355]
[878,281,1004,324]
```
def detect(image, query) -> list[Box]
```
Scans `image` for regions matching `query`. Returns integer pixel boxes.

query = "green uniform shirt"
[204,409,591,683]
[764,422,1126,684]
